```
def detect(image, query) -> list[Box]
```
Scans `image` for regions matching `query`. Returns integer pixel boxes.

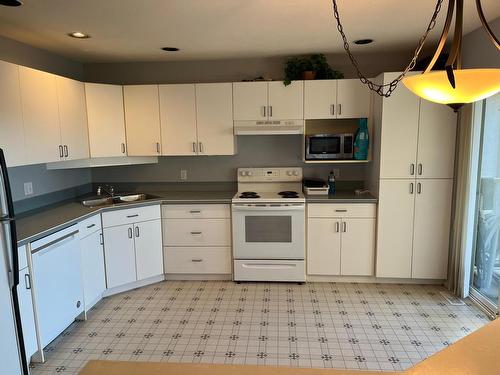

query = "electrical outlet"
[24,182,33,196]
[333,169,340,178]
[180,170,188,180]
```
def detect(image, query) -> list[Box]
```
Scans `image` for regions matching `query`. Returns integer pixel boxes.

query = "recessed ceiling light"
[354,39,374,45]
[162,47,180,52]
[68,32,91,39]
[0,0,23,6]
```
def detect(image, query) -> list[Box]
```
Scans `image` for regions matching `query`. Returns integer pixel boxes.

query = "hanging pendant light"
[332,0,500,110]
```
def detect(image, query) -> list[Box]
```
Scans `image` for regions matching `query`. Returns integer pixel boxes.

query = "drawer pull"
[191,258,203,262]
[127,214,139,218]
[189,210,201,214]
[190,231,202,235]
[86,223,96,229]
[335,209,347,212]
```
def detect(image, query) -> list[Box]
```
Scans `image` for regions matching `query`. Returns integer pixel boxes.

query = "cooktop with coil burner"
[232,167,305,203]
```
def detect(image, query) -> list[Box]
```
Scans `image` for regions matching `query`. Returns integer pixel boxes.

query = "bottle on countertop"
[328,171,336,195]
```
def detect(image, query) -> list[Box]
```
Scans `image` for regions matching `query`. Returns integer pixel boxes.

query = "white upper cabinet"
[304,79,370,119]
[379,73,420,179]
[56,76,89,161]
[19,66,61,164]
[233,81,268,121]
[195,83,235,155]
[159,84,197,155]
[268,81,303,120]
[416,100,457,179]
[85,83,127,157]
[336,79,371,119]
[123,85,162,156]
[0,61,25,167]
[304,80,337,119]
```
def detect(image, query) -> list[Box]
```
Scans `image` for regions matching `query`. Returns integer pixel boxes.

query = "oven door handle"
[232,205,304,211]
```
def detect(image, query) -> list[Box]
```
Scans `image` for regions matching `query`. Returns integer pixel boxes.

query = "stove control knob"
[240,171,246,176]
[292,170,299,176]
[286,170,293,176]
[247,171,253,176]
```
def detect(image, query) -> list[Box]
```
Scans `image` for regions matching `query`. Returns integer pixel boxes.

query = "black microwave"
[305,133,354,160]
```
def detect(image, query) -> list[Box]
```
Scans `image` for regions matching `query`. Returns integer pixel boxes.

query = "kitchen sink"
[81,193,158,207]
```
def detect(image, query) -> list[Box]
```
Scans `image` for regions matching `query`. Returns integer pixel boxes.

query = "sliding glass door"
[470,93,500,314]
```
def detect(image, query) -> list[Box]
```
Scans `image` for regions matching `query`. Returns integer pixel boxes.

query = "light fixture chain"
[332,0,445,97]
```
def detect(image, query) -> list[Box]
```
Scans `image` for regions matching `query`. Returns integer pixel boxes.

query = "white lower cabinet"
[17,264,37,361]
[165,247,231,274]
[102,205,163,290]
[307,204,376,277]
[79,216,106,310]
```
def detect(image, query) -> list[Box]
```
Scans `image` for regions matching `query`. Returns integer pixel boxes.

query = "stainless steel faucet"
[96,184,115,197]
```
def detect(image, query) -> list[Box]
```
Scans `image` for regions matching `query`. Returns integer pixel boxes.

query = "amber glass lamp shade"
[402,69,500,108]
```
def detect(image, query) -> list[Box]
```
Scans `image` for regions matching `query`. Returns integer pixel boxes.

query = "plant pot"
[301,71,317,80]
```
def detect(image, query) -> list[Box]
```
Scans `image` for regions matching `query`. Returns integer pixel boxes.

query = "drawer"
[233,260,305,282]
[102,204,161,228]
[163,218,231,246]
[307,203,376,218]
[18,245,28,271]
[79,214,102,238]
[162,204,230,219]
[164,247,231,274]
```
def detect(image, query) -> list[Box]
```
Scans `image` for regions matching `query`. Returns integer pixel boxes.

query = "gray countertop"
[15,189,377,246]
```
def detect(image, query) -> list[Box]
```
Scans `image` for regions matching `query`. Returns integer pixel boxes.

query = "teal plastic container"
[354,118,369,160]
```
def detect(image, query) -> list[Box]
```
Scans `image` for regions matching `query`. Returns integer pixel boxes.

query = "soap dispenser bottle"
[328,171,336,195]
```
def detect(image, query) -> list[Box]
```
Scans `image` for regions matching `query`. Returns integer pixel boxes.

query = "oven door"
[232,203,305,260]
[306,135,342,159]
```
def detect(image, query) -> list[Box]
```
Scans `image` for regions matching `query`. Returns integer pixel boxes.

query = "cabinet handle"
[99,233,104,245]
[156,142,161,154]
[189,210,201,214]
[128,227,133,238]
[192,142,197,153]
[335,209,347,212]
[338,103,342,115]
[335,222,340,232]
[410,163,415,175]
[135,226,140,237]
[269,105,273,117]
[192,259,203,262]
[86,223,96,229]
[418,163,423,176]
[417,182,422,194]
[261,106,266,117]
[199,142,203,153]
[190,231,202,235]
[59,145,64,158]
[330,104,335,115]
[342,222,347,232]
[24,274,31,290]
[121,143,126,154]
[410,183,414,194]
[64,145,69,157]
[126,214,139,218]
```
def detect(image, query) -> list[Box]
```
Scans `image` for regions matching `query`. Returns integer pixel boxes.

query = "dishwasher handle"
[31,230,79,254]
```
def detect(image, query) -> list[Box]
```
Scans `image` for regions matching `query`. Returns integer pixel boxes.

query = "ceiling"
[0,0,499,63]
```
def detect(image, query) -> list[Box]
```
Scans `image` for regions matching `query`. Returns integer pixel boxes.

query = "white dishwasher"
[31,225,84,348]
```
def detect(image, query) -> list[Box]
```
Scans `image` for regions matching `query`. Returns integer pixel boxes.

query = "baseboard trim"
[165,273,232,281]
[306,275,446,284]
[103,275,165,297]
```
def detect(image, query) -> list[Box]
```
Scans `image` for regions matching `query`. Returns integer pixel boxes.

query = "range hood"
[234,119,304,135]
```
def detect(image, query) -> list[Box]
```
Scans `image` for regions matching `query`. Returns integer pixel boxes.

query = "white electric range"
[232,167,306,282]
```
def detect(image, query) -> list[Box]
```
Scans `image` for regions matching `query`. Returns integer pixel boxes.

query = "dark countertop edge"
[17,194,378,246]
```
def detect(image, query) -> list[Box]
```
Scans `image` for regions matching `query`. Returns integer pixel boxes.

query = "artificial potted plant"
[283,53,344,86]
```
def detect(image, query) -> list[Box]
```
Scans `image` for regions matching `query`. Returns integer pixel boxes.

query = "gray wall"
[462,17,500,69]
[92,135,366,184]
[0,35,90,202]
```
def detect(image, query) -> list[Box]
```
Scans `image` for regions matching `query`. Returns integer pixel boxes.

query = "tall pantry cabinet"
[373,72,457,280]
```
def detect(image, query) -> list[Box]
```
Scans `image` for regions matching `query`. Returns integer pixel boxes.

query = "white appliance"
[0,148,28,375]
[232,167,306,282]
[234,119,304,135]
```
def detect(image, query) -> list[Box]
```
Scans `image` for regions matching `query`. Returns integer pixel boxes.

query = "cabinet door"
[85,83,127,157]
[56,76,89,160]
[379,73,420,179]
[124,85,161,156]
[103,225,136,288]
[417,100,457,179]
[336,79,371,119]
[412,179,453,279]
[17,267,37,360]
[232,81,268,121]
[80,231,106,310]
[307,218,341,275]
[376,179,415,278]
[304,80,336,119]
[268,81,303,120]
[134,219,163,281]
[0,61,25,167]
[159,84,197,155]
[19,67,61,164]
[341,218,375,276]
[195,83,235,155]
